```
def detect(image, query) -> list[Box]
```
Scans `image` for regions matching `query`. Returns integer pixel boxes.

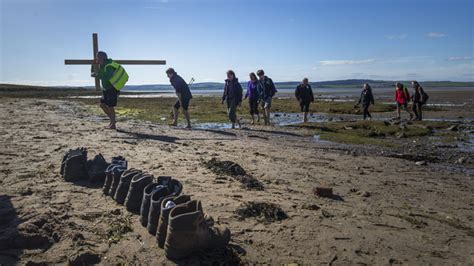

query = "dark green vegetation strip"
[77,97,414,124]
[287,120,463,147]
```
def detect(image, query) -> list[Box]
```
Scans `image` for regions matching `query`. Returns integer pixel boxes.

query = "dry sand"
[0,98,473,265]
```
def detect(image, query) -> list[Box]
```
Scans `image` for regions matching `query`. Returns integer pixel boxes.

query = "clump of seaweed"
[235,202,287,223]
[203,158,264,190]
[106,216,133,244]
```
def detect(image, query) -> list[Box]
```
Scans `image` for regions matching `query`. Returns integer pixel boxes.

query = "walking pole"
[188,78,195,89]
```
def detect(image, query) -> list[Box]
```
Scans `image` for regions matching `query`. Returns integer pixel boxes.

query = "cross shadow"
[0,195,21,265]
[115,129,180,143]
[191,128,237,137]
[241,128,303,137]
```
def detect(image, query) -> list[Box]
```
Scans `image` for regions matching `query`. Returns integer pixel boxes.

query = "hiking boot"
[111,156,127,168]
[167,179,183,196]
[164,200,230,260]
[156,195,192,248]
[146,186,171,235]
[114,170,142,205]
[125,173,153,214]
[140,183,161,227]
[102,164,120,195]
[147,178,183,235]
[109,168,139,199]
[139,176,173,227]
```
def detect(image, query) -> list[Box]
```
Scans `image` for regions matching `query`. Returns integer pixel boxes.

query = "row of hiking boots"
[102,163,230,260]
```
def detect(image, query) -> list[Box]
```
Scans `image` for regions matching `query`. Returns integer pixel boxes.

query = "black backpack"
[421,88,429,103]
[60,148,89,181]
[87,154,109,182]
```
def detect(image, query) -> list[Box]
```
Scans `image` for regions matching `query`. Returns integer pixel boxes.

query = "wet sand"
[1,95,473,264]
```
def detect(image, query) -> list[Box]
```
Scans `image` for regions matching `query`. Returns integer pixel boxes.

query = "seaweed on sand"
[203,158,264,191]
[235,202,287,223]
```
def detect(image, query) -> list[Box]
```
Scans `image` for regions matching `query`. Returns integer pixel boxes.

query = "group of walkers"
[93,51,429,130]
[357,81,429,121]
[394,81,429,121]
[222,69,277,128]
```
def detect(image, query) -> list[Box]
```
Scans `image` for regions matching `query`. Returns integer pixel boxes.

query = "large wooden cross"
[65,33,166,90]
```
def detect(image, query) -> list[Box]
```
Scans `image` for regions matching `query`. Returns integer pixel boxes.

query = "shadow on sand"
[116,129,180,143]
[191,128,237,137]
[0,195,21,265]
[241,127,303,137]
[116,128,237,143]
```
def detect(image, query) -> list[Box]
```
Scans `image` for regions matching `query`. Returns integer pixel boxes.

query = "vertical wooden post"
[92,33,100,91]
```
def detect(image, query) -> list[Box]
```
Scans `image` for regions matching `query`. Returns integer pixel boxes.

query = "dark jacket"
[170,74,193,99]
[358,88,375,106]
[412,86,426,103]
[295,84,314,102]
[222,78,243,105]
[257,76,277,100]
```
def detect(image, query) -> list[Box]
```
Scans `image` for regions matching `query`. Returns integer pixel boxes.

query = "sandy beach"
[0,89,473,264]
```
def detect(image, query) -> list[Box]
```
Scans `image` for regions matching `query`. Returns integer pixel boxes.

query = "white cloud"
[385,34,407,40]
[427,32,446,38]
[319,59,376,66]
[448,56,473,61]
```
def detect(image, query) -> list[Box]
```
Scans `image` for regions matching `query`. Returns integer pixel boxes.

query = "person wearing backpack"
[222,70,243,129]
[256,69,277,125]
[91,51,129,130]
[411,81,428,121]
[295,78,314,123]
[395,82,414,120]
[355,83,375,120]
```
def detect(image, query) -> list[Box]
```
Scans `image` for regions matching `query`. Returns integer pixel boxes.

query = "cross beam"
[65,33,166,90]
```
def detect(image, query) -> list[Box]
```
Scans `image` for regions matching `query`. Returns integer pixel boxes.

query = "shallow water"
[458,132,474,153]
[192,112,474,130]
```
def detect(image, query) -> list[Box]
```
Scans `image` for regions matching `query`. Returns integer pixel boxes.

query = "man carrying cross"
[91,51,129,130]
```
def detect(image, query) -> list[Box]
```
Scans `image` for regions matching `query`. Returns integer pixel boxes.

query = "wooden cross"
[65,33,166,90]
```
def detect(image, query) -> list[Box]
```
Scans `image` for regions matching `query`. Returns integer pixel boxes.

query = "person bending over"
[166,68,193,128]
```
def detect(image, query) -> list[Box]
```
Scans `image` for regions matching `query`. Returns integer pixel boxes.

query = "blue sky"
[1,0,473,86]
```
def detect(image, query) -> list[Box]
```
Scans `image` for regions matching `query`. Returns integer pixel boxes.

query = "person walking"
[411,81,429,121]
[244,72,260,125]
[356,83,375,120]
[295,78,314,123]
[256,69,277,125]
[222,70,243,129]
[91,51,129,130]
[395,82,414,120]
[166,68,193,128]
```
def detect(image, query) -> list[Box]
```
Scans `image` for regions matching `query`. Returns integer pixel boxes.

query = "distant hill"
[122,79,474,91]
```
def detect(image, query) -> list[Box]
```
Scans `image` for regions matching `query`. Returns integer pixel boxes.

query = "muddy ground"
[0,95,473,265]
